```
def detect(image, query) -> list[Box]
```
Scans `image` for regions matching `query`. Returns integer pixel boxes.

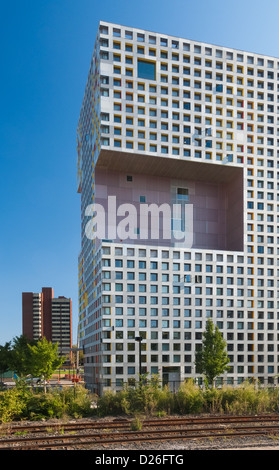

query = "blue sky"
[1,0,279,345]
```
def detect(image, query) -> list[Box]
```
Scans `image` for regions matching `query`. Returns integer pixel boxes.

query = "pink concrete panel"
[94,168,243,250]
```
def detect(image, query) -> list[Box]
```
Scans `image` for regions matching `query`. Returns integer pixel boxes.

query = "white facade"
[77,21,279,393]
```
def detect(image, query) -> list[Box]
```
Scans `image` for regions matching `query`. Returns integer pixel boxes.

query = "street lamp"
[135,336,143,378]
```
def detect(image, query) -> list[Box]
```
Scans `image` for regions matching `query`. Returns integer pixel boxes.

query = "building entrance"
[162,367,181,392]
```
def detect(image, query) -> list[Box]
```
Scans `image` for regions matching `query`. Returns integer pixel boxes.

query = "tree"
[0,342,11,380]
[9,336,36,378]
[195,319,230,387]
[27,337,65,392]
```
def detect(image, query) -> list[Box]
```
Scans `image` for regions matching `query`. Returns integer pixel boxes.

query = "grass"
[96,378,279,418]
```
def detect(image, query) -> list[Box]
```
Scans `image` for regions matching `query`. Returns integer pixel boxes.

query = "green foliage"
[24,386,93,420]
[2,377,279,424]
[195,319,230,386]
[27,338,65,391]
[97,389,131,416]
[8,336,36,378]
[59,386,93,418]
[130,416,143,431]
[200,382,279,415]
[0,336,65,388]
[0,342,11,377]
[0,384,95,423]
[175,379,204,414]
[97,374,174,417]
[0,385,33,422]
[96,379,279,418]
[25,391,66,420]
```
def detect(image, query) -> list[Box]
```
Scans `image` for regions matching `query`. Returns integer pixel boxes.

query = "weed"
[130,417,143,431]
[14,430,27,436]
[2,378,279,423]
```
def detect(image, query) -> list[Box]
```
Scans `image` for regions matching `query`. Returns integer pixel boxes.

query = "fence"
[83,376,279,394]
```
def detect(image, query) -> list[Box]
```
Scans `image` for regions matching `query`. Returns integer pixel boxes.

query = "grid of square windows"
[99,22,279,165]
[78,22,279,390]
[78,243,279,387]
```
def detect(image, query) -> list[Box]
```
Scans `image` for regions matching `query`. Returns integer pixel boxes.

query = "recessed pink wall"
[94,168,243,250]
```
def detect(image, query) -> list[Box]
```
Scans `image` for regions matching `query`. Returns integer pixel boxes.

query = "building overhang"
[96,148,243,184]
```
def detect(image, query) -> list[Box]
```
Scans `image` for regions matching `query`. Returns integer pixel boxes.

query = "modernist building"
[77,21,279,393]
[22,287,72,359]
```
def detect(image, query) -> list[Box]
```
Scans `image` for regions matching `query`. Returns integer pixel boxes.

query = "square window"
[138,59,156,80]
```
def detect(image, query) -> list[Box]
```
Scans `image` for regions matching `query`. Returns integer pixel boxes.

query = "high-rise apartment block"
[77,21,279,393]
[22,287,72,359]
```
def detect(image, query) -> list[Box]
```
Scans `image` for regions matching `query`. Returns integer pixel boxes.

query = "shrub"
[201,382,279,415]
[25,391,66,420]
[153,385,174,415]
[61,386,93,418]
[97,390,126,416]
[0,386,32,423]
[175,379,204,414]
[230,382,273,415]
[0,384,95,422]
[97,379,279,418]
[3,379,279,423]
[97,375,175,417]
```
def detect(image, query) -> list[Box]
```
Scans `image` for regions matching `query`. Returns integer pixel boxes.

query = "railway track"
[4,413,279,434]
[1,414,279,450]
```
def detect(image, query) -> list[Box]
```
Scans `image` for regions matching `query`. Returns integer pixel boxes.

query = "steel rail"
[4,413,279,434]
[1,421,279,450]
